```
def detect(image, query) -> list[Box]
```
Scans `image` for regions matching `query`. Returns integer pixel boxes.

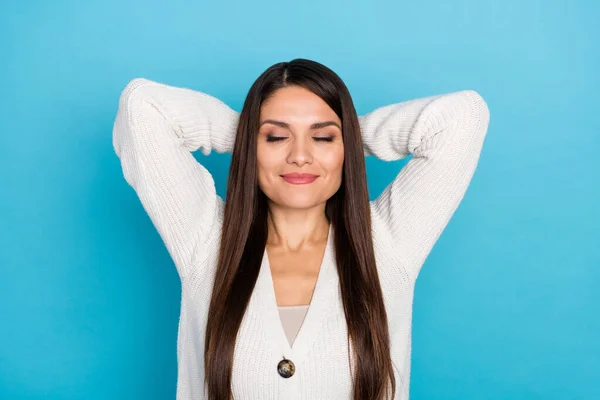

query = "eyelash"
[266,135,334,143]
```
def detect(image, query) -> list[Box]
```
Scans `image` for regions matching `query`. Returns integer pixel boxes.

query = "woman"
[112,58,490,400]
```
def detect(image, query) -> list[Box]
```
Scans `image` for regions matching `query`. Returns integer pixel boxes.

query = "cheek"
[256,145,281,186]
[321,147,345,176]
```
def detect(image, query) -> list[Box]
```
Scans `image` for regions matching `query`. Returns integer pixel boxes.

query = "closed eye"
[266,135,334,143]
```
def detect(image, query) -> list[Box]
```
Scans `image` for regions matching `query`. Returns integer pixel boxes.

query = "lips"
[281,173,319,184]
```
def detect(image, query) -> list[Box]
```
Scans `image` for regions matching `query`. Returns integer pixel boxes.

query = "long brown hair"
[204,58,395,399]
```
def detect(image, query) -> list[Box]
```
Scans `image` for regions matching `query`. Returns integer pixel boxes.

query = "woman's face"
[257,86,344,211]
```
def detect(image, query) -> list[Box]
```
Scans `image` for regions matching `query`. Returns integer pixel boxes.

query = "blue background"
[1,0,598,399]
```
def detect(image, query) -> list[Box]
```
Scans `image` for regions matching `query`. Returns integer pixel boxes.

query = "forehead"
[260,86,340,124]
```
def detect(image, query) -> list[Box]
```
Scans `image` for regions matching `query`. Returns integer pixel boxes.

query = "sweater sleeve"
[112,78,239,278]
[359,90,490,282]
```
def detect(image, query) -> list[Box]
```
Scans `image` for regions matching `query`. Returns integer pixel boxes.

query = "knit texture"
[112,78,490,399]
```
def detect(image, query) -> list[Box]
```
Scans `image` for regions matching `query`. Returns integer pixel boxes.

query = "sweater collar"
[254,222,338,364]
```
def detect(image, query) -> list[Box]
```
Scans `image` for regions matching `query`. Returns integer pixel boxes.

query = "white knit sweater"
[112,77,490,399]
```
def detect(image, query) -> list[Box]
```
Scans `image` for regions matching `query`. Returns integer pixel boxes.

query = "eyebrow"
[259,119,341,130]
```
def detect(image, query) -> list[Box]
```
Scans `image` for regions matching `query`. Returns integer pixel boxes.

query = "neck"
[266,202,329,252]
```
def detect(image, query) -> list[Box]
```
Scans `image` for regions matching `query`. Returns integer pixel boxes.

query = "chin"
[271,193,325,210]
[280,199,321,210]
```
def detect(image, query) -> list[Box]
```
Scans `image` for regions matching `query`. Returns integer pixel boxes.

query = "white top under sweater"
[279,305,310,347]
[112,77,490,399]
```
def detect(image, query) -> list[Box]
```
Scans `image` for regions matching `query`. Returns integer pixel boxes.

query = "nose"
[286,136,313,166]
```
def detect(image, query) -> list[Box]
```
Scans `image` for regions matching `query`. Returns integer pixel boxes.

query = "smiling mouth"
[280,174,319,185]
